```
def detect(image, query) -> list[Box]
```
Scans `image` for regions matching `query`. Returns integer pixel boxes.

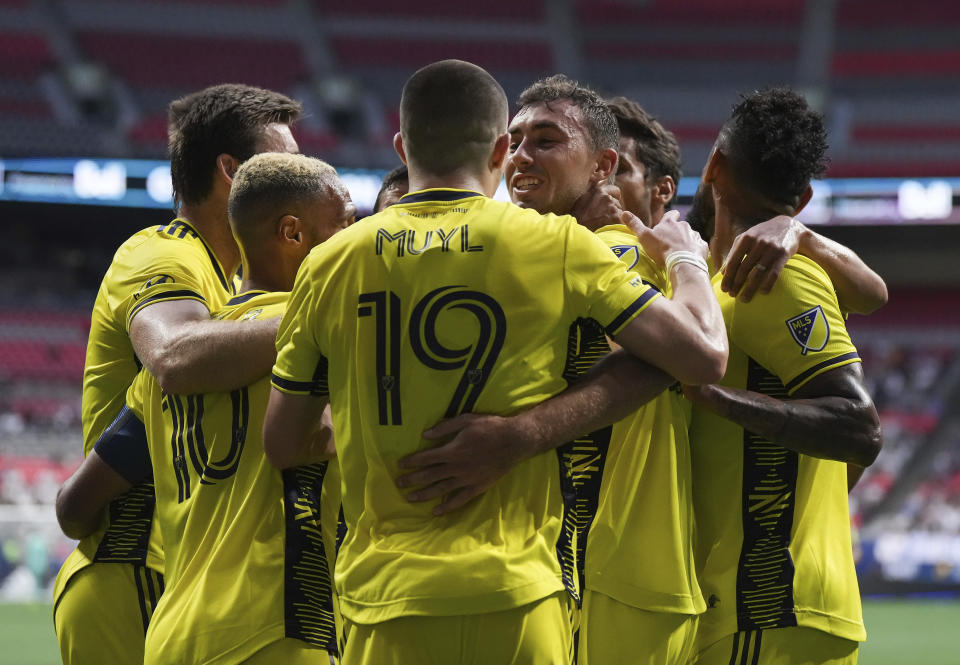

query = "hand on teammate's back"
[395,413,535,515]
[720,214,799,302]
[570,181,624,232]
[623,209,709,267]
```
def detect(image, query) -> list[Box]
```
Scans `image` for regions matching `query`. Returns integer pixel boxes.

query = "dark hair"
[517,75,618,152]
[400,60,508,176]
[168,83,301,206]
[606,96,682,206]
[373,164,409,212]
[719,87,828,205]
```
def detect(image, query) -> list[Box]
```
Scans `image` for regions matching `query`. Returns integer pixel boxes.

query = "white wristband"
[665,250,709,276]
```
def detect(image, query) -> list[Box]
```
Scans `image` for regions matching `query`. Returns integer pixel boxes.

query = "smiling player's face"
[505,100,601,216]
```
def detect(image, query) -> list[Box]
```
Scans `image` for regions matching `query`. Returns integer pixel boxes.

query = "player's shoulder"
[782,253,833,286]
[111,220,208,269]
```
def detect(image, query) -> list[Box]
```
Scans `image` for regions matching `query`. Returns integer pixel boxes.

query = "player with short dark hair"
[263,59,728,665]
[53,83,302,665]
[169,83,302,207]
[398,82,887,665]
[685,87,881,665]
[607,96,682,227]
[372,164,409,213]
[507,74,620,217]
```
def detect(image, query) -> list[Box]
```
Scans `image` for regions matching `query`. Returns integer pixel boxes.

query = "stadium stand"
[0,0,958,606]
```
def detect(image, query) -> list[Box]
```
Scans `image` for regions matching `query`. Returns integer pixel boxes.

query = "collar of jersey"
[225,289,271,306]
[397,188,484,205]
[169,217,237,295]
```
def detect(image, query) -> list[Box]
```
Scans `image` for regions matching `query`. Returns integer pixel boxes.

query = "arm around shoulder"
[130,299,280,394]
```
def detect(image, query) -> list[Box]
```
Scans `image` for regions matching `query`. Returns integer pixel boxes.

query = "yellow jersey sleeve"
[121,243,212,331]
[594,224,671,295]
[728,255,860,394]
[272,255,329,397]
[563,221,661,336]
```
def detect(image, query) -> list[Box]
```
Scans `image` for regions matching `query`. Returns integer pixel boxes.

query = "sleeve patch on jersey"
[609,245,639,271]
[785,305,829,355]
[136,274,175,296]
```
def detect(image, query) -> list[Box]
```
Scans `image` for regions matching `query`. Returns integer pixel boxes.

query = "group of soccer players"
[51,58,886,665]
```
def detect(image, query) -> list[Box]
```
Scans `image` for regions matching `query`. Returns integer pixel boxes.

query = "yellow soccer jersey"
[127,291,341,665]
[54,219,236,606]
[567,224,702,615]
[689,254,865,649]
[272,189,659,624]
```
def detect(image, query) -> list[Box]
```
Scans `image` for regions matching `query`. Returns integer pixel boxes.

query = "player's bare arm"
[721,215,888,314]
[56,451,132,540]
[397,351,672,515]
[262,390,336,469]
[684,362,882,467]
[617,210,728,385]
[129,299,280,394]
[56,404,151,539]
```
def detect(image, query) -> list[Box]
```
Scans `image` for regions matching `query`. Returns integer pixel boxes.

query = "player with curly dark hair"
[685,87,882,665]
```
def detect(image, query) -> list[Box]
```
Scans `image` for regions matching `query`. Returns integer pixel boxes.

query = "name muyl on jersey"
[272,188,661,624]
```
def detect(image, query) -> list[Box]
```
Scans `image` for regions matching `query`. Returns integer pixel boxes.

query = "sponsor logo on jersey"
[785,305,829,355]
[133,274,174,300]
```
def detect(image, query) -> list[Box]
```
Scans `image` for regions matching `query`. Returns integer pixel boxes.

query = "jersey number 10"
[358,286,506,425]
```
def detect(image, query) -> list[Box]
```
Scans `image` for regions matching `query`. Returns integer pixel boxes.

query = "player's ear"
[216,154,241,185]
[794,184,814,214]
[489,132,510,171]
[393,133,408,165]
[593,147,619,183]
[703,147,723,184]
[653,175,676,207]
[278,214,302,245]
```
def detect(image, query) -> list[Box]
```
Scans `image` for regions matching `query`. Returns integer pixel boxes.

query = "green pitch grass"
[0,598,957,664]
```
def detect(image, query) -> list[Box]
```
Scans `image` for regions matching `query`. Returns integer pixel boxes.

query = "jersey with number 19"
[272,189,659,625]
[127,291,341,665]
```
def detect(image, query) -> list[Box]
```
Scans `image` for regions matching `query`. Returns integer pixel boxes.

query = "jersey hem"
[338,576,564,625]
[587,576,706,615]
[695,608,866,649]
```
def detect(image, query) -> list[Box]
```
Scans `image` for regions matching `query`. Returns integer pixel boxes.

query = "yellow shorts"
[578,589,698,665]
[694,626,858,665]
[341,592,574,665]
[241,637,339,665]
[54,562,163,665]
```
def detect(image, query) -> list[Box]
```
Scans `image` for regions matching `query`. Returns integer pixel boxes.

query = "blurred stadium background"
[0,0,958,662]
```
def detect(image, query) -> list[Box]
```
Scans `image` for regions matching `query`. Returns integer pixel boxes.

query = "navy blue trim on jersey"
[94,406,151,485]
[736,360,799,633]
[128,288,206,322]
[784,351,860,393]
[225,290,269,307]
[272,371,330,397]
[603,289,659,336]
[399,189,484,204]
